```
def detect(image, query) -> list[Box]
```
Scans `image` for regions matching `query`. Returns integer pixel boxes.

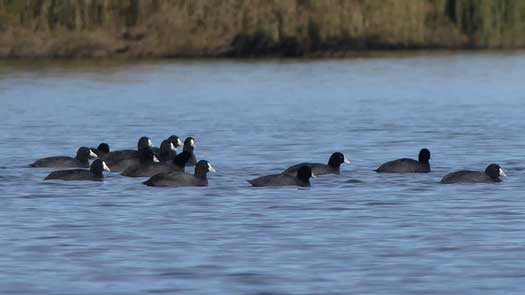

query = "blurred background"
[1,0,525,58]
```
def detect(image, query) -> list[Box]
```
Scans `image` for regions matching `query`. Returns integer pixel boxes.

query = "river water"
[1,52,524,294]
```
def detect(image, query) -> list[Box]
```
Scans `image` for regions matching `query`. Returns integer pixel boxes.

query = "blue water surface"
[0,52,524,294]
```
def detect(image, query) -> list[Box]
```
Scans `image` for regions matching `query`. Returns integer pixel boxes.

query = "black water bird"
[44,159,110,181]
[167,135,184,149]
[156,139,177,162]
[92,143,110,157]
[283,152,350,176]
[31,147,97,168]
[102,136,153,171]
[143,160,215,187]
[183,137,197,166]
[248,166,314,187]
[121,150,192,178]
[441,164,506,184]
[375,148,431,173]
[152,136,183,158]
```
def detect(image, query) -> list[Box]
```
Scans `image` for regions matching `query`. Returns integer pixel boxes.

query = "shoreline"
[1,49,524,62]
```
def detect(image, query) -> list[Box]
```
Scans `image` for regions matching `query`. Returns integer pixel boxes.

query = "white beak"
[153,155,160,163]
[170,143,176,151]
[311,173,317,178]
[89,149,98,158]
[208,163,216,172]
[148,139,152,147]
[344,157,351,164]
[500,168,507,177]
[177,138,183,147]
[102,161,111,172]
[191,139,196,147]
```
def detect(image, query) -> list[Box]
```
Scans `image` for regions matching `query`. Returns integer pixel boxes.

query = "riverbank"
[1,0,525,58]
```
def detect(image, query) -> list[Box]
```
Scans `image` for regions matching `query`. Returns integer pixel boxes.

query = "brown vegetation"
[0,0,524,58]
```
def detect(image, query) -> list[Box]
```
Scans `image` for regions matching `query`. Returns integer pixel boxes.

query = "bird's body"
[143,160,215,187]
[121,151,191,177]
[32,156,89,168]
[102,136,153,171]
[31,147,96,168]
[144,171,207,187]
[121,162,181,177]
[375,149,431,173]
[183,137,197,166]
[45,169,102,181]
[44,159,110,181]
[283,152,351,176]
[441,171,497,183]
[249,166,313,187]
[285,163,335,175]
[248,174,310,187]
[103,154,140,172]
[441,164,506,184]
[375,158,430,173]
[102,150,136,162]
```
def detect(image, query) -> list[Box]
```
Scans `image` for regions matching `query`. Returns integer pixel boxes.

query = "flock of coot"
[30,135,507,187]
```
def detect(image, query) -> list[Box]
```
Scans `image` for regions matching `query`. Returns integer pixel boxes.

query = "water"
[1,52,525,294]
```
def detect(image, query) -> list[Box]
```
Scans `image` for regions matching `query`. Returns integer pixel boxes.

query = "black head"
[168,135,183,148]
[158,140,176,162]
[296,165,313,183]
[172,151,192,168]
[485,164,505,179]
[90,159,110,175]
[97,143,110,154]
[194,160,216,178]
[418,148,431,163]
[160,140,176,154]
[139,147,159,163]
[183,137,196,151]
[76,147,97,161]
[328,152,351,168]
[137,136,152,150]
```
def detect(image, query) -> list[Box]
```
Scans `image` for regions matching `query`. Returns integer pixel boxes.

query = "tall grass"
[1,0,524,57]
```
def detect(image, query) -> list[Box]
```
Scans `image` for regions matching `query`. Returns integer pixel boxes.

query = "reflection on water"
[1,52,525,294]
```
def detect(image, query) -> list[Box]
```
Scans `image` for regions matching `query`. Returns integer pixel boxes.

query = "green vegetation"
[1,0,524,58]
